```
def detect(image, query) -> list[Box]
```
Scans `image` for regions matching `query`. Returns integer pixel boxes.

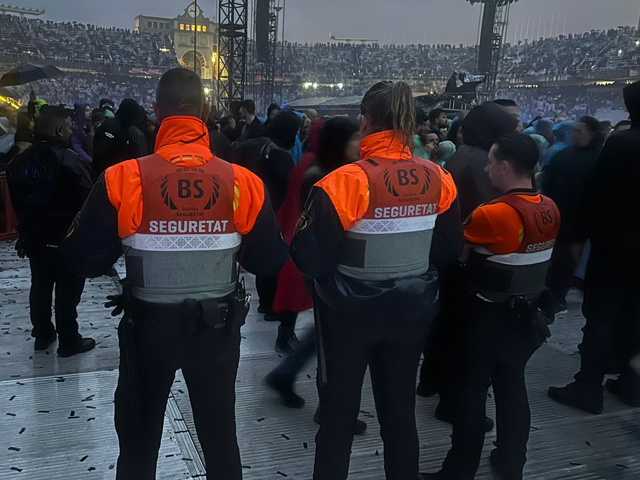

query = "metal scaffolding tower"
[260,0,278,109]
[218,0,248,111]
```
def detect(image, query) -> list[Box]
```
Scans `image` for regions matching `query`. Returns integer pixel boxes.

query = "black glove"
[15,238,26,259]
[105,294,124,317]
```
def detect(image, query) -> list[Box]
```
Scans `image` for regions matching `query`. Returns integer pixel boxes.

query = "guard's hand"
[15,238,26,259]
[105,294,124,317]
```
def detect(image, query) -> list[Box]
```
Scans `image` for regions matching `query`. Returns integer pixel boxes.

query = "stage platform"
[1,240,638,479]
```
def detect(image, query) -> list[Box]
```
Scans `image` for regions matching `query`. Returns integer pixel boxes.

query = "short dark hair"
[35,105,67,138]
[156,67,204,118]
[429,108,446,123]
[240,99,256,115]
[493,133,540,177]
[494,99,518,108]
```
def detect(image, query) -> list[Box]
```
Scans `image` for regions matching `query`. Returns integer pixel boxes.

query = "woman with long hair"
[290,81,464,480]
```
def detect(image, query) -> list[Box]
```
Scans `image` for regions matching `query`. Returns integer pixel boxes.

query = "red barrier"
[0,172,19,241]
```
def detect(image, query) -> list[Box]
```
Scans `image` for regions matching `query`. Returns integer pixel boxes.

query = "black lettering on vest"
[193,179,204,199]
[409,168,420,185]
[540,210,553,226]
[397,170,409,186]
[178,179,191,198]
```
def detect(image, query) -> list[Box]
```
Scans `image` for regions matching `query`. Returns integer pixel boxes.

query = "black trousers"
[575,273,640,392]
[441,298,544,480]
[28,248,84,347]
[546,232,579,306]
[114,311,242,480]
[313,301,431,480]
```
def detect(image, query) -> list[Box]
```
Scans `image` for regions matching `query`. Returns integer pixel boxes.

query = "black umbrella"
[0,63,63,87]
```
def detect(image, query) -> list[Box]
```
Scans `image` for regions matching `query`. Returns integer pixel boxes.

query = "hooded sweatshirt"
[91,99,149,182]
[581,80,640,277]
[446,102,519,220]
[543,121,575,167]
[71,103,92,163]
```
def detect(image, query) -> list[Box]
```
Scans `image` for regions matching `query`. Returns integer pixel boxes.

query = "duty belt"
[133,298,230,334]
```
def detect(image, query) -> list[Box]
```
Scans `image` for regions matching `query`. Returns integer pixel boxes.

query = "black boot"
[275,325,299,355]
[313,408,368,435]
[548,381,604,414]
[434,402,494,432]
[489,449,523,480]
[57,338,96,358]
[605,378,640,408]
[34,332,56,351]
[265,371,305,408]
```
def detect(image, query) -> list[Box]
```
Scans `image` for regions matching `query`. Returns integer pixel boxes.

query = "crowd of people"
[0,13,177,68]
[2,66,639,480]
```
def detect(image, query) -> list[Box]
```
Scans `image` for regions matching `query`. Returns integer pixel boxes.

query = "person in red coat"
[265,117,360,411]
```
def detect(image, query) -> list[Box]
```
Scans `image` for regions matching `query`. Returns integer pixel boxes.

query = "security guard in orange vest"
[61,68,289,480]
[290,81,464,480]
[426,133,560,480]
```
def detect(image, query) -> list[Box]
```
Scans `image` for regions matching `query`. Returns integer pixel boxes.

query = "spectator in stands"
[540,116,604,313]
[446,72,458,93]
[240,99,264,141]
[91,99,148,182]
[265,103,281,127]
[71,103,92,163]
[494,99,524,133]
[429,108,448,140]
[415,130,440,161]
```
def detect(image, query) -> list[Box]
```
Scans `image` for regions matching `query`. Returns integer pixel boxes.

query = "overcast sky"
[35,0,640,45]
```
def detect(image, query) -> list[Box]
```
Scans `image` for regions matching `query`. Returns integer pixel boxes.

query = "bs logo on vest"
[383,164,432,198]
[160,168,221,211]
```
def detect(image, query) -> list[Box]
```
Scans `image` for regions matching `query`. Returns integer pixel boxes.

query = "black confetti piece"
[276,471,288,477]
[18,428,25,434]
[182,457,193,461]
[586,441,592,446]
[6,412,16,416]
[165,454,174,458]
[38,410,49,413]
[8,447,20,451]
[80,456,88,462]
[242,465,252,469]
[616,464,629,469]
[87,418,95,422]
[375,450,379,456]
[86,405,96,409]
[88,467,96,471]
[8,395,14,401]
[257,417,265,422]
[10,467,22,472]
[16,382,24,385]
[303,442,308,449]
[70,411,75,416]
[569,462,582,466]
[82,395,94,402]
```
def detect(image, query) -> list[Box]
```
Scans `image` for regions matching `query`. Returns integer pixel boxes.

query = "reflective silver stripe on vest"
[122,233,241,304]
[122,233,242,251]
[337,215,436,281]
[347,214,437,234]
[473,246,553,266]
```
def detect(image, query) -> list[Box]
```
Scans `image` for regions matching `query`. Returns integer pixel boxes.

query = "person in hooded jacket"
[71,103,93,164]
[446,102,520,219]
[91,99,149,183]
[539,116,604,313]
[206,110,233,162]
[542,120,575,167]
[548,81,640,414]
[418,102,518,429]
[265,116,361,406]
[233,110,302,352]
